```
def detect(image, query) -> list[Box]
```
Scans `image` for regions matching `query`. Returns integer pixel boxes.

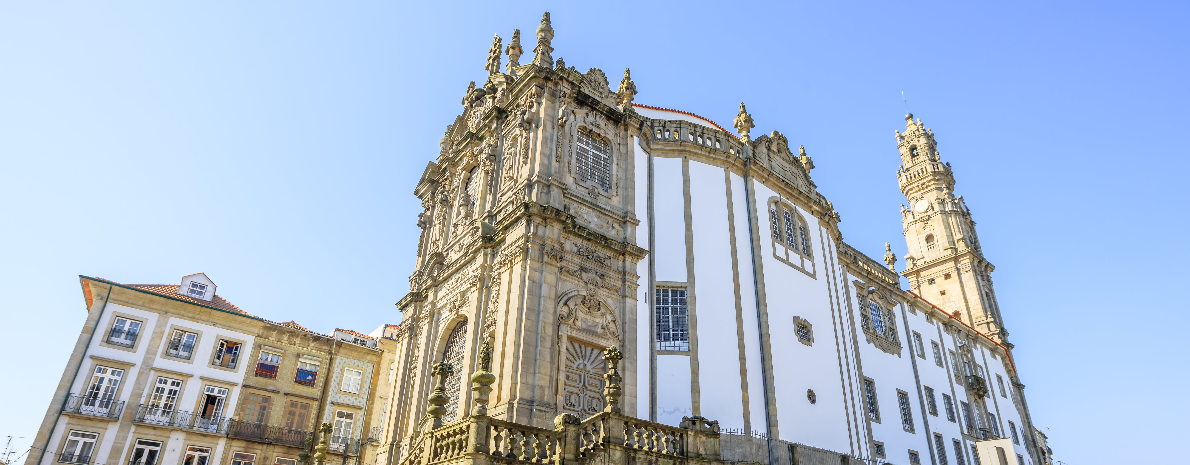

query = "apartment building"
[27,274,390,465]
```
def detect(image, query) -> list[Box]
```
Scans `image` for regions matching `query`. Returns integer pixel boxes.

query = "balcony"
[57,453,92,464]
[132,405,229,434]
[294,369,317,387]
[106,328,138,348]
[254,362,279,379]
[164,341,196,360]
[63,395,124,420]
[328,437,362,455]
[226,420,309,447]
[965,375,990,397]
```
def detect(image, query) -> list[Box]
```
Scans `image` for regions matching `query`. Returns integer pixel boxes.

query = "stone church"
[383,12,1042,465]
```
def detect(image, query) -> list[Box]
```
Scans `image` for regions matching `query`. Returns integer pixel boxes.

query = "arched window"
[464,166,480,208]
[910,146,920,158]
[440,320,468,422]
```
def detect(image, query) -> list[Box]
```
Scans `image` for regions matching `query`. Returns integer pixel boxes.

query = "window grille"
[862,379,879,421]
[989,414,1000,437]
[909,451,921,465]
[869,302,886,335]
[795,324,812,344]
[576,132,611,191]
[952,440,967,465]
[441,321,468,422]
[1008,421,1019,444]
[873,443,885,458]
[898,391,914,432]
[932,342,944,367]
[970,445,981,465]
[997,375,1006,398]
[799,224,810,255]
[783,209,798,249]
[655,288,689,351]
[934,435,948,465]
[769,205,781,241]
[925,387,938,416]
[961,401,975,434]
[914,332,925,358]
[943,394,956,422]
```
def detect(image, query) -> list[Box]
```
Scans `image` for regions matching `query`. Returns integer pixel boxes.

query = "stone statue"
[601,346,623,414]
[884,242,897,271]
[484,34,502,75]
[532,12,554,68]
[733,102,755,141]
[616,68,637,110]
[505,29,523,75]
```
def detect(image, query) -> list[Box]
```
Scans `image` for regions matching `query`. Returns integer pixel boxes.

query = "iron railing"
[328,437,362,455]
[63,394,124,419]
[226,420,309,447]
[254,363,279,379]
[106,328,138,347]
[164,340,196,360]
[57,453,91,464]
[132,405,229,434]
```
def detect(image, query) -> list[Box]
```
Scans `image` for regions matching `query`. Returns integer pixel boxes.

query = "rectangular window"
[213,340,241,369]
[949,351,959,375]
[943,393,956,422]
[230,452,255,465]
[198,386,228,422]
[181,447,210,465]
[341,368,364,394]
[795,323,812,344]
[82,365,124,415]
[783,209,798,249]
[970,445,981,465]
[1017,454,1025,465]
[898,391,914,432]
[1008,421,1019,444]
[59,431,98,464]
[255,350,282,379]
[145,377,183,420]
[295,358,320,386]
[913,332,925,358]
[575,132,611,191]
[924,387,938,416]
[961,401,975,434]
[107,317,142,348]
[873,442,885,458]
[769,205,781,242]
[274,459,297,465]
[165,330,198,360]
[862,378,880,422]
[932,342,944,367]
[284,400,312,431]
[129,439,162,465]
[655,287,689,351]
[934,434,948,465]
[331,410,356,451]
[240,393,272,424]
[869,302,886,335]
[996,374,1007,398]
[909,450,921,465]
[952,440,967,465]
[187,282,208,299]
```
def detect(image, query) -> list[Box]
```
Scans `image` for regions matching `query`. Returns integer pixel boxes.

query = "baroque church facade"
[382,12,1041,465]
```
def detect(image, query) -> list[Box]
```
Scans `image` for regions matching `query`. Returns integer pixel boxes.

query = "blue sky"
[1,1,1186,463]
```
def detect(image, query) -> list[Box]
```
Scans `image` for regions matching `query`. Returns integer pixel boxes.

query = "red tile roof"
[126,283,251,316]
[279,320,311,332]
[632,103,739,138]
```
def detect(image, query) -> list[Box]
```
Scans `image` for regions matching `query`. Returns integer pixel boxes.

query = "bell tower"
[896,113,1007,341]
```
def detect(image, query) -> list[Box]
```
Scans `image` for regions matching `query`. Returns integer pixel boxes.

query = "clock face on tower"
[914,199,929,213]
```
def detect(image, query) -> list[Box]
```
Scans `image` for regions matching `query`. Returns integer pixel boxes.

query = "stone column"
[428,362,454,430]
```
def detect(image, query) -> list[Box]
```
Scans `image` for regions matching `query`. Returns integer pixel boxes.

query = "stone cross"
[532,12,554,68]
[733,103,755,141]
[427,362,454,428]
[505,29,523,75]
[602,346,623,414]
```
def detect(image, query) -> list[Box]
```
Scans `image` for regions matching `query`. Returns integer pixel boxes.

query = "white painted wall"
[634,137,651,420]
[655,355,692,426]
[652,157,685,283]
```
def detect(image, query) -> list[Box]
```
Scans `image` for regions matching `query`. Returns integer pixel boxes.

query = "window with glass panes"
[943,393,956,422]
[898,391,915,432]
[924,387,938,416]
[952,440,967,465]
[107,317,141,347]
[256,351,281,378]
[165,330,198,359]
[182,447,210,465]
[655,287,689,351]
[934,435,948,465]
[932,341,944,367]
[59,431,97,464]
[575,131,611,191]
[341,368,364,394]
[863,379,880,421]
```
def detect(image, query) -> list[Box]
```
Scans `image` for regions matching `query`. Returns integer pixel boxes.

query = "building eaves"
[80,275,263,322]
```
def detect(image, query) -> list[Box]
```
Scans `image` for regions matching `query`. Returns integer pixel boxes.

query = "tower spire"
[896,115,1007,341]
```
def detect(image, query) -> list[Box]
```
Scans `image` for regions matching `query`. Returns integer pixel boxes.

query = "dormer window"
[188,282,208,299]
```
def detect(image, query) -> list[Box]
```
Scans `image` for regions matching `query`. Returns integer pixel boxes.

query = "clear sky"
[1,1,1186,463]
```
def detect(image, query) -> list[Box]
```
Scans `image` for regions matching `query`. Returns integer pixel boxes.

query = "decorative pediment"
[557,290,620,341]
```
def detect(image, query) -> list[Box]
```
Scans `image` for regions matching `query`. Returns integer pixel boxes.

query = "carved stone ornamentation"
[484,34,502,76]
[573,242,610,265]
[505,29,523,75]
[601,346,623,414]
[733,102,755,141]
[616,68,637,110]
[531,12,554,68]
